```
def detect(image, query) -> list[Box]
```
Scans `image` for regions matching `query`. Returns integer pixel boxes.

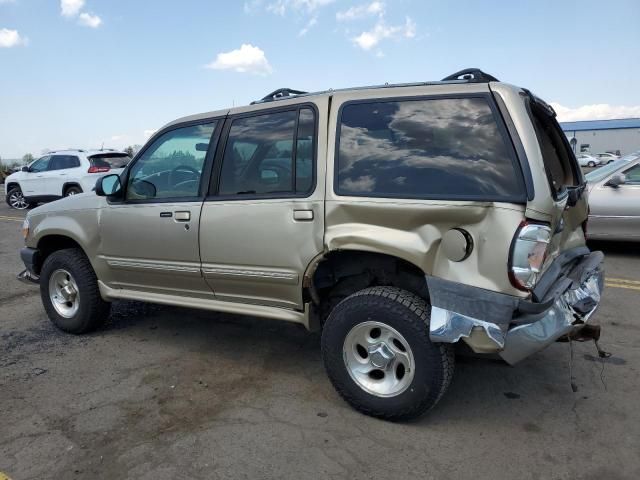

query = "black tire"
[321,286,454,421]
[6,186,31,210]
[64,186,82,197]
[587,161,595,167]
[39,248,110,334]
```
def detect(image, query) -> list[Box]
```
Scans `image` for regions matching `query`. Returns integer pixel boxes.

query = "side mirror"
[21,166,29,172]
[605,174,626,188]
[96,174,122,197]
[130,179,157,198]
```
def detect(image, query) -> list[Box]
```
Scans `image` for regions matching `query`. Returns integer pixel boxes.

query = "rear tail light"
[509,222,552,291]
[88,165,110,173]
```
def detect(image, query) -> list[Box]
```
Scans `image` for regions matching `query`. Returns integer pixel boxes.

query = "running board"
[98,281,310,328]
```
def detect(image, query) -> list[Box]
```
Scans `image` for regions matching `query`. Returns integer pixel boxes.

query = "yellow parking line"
[605,282,640,292]
[0,215,23,222]
[606,277,640,285]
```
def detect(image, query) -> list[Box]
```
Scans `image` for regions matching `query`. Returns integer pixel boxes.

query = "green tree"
[22,153,34,164]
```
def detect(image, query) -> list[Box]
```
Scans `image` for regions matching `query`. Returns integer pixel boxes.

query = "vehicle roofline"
[163,80,526,131]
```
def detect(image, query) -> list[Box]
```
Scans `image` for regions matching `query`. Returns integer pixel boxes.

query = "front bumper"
[427,250,604,365]
[17,247,40,284]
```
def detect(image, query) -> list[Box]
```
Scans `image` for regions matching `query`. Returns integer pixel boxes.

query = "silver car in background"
[586,152,640,240]
[577,153,601,167]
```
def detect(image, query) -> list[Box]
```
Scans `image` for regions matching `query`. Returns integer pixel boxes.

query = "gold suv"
[18,69,604,420]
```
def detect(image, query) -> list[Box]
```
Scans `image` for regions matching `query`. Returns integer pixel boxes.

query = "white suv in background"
[5,150,130,209]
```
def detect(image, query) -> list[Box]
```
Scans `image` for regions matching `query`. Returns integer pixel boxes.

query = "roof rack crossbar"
[440,68,499,83]
[251,88,308,104]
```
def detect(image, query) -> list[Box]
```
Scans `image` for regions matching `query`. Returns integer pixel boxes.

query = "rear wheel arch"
[62,182,83,196]
[305,250,430,328]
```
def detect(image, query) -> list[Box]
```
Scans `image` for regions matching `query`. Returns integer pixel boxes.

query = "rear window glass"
[89,154,131,169]
[335,97,524,200]
[528,102,579,196]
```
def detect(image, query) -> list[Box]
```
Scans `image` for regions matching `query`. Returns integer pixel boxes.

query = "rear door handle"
[293,210,314,221]
[175,211,191,221]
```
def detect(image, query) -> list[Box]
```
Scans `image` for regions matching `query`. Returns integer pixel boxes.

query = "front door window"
[126,123,217,201]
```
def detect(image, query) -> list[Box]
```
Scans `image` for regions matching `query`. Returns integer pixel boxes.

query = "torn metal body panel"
[428,250,605,364]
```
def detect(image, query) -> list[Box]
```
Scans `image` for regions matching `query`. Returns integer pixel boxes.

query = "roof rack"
[440,68,499,83]
[251,88,308,105]
[47,149,85,154]
[248,69,499,105]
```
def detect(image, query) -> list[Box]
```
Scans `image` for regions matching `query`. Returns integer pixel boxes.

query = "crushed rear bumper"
[427,249,604,365]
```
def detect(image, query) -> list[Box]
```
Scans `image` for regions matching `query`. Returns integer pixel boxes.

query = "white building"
[560,118,640,156]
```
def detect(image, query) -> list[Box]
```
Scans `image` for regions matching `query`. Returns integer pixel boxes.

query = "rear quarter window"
[89,154,131,169]
[335,96,525,201]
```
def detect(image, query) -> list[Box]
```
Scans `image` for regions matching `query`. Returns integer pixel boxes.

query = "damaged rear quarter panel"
[324,198,528,296]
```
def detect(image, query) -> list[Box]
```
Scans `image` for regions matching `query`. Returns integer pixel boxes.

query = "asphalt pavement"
[1,187,639,480]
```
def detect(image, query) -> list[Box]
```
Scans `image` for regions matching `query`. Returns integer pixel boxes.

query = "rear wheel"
[321,286,454,421]
[40,248,110,333]
[587,161,596,167]
[64,186,82,197]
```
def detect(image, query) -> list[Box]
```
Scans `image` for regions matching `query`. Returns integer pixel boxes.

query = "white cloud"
[353,16,415,50]
[205,44,273,75]
[0,28,27,48]
[337,1,384,21]
[144,129,158,138]
[78,12,102,28]
[247,0,334,15]
[60,0,85,17]
[552,102,640,122]
[298,16,318,36]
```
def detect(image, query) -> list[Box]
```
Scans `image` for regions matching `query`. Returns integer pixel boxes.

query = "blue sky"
[1,0,639,159]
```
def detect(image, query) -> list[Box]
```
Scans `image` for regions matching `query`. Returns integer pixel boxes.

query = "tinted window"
[218,108,315,196]
[89,154,131,169]
[296,108,315,193]
[29,156,51,172]
[529,104,579,197]
[336,97,523,199]
[126,122,216,200]
[49,155,80,170]
[623,164,640,184]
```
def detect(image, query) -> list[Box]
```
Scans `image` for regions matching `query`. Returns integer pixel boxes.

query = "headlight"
[21,218,30,241]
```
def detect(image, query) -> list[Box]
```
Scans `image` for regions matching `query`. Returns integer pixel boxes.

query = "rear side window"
[218,107,316,196]
[89,154,131,169]
[49,155,80,170]
[335,96,524,200]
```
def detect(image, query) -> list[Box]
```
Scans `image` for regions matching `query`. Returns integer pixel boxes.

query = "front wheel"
[587,161,596,167]
[6,186,31,210]
[321,286,454,421]
[40,248,111,333]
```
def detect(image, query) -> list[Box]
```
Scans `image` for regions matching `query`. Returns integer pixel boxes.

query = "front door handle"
[293,210,314,221]
[175,211,191,222]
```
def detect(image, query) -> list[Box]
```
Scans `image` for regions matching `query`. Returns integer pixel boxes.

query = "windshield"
[585,154,639,182]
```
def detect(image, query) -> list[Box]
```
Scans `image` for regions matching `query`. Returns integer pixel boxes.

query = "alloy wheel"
[49,269,80,318]
[343,321,415,397]
[8,190,29,209]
